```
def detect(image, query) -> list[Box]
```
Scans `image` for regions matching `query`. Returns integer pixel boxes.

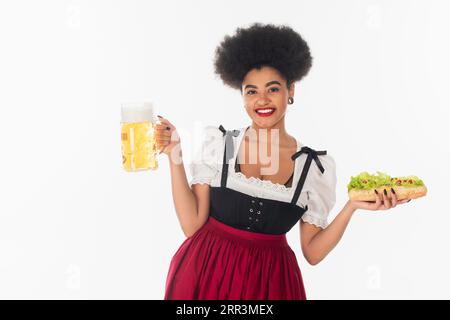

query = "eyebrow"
[244,80,281,90]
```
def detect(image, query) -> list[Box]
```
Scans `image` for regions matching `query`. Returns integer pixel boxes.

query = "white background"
[0,0,449,299]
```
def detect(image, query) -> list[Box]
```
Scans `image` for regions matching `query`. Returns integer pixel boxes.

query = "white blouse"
[188,125,337,229]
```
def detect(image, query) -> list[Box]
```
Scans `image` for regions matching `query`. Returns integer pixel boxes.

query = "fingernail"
[374,189,378,194]
[391,188,396,194]
[384,189,387,196]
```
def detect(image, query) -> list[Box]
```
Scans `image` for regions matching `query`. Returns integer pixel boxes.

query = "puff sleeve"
[188,126,224,188]
[300,154,337,229]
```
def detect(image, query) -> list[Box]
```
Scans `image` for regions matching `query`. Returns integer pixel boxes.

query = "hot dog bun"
[348,185,427,201]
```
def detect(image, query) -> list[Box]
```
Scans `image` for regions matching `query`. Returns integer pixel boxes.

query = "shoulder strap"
[290,146,327,205]
[218,125,240,188]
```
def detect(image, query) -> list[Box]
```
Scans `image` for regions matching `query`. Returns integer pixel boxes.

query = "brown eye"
[247,90,256,95]
[269,87,279,92]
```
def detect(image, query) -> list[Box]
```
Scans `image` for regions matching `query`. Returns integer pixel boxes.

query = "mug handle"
[153,118,167,155]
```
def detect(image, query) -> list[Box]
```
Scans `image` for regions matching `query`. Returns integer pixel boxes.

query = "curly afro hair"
[213,23,313,91]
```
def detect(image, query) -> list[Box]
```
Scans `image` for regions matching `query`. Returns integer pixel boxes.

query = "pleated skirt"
[164,216,306,300]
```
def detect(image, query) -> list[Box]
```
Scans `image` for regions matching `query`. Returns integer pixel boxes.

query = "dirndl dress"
[164,125,328,300]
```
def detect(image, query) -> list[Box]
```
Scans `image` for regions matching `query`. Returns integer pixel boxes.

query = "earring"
[288,97,294,104]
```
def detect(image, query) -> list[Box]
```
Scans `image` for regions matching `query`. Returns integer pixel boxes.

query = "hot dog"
[348,171,427,201]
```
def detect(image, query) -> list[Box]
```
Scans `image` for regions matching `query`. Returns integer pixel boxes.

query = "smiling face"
[241,66,295,129]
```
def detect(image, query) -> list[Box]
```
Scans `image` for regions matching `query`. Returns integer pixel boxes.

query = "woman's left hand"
[348,188,411,211]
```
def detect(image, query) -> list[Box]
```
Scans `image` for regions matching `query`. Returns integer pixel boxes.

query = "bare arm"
[156,116,210,238]
[300,201,355,265]
[168,154,210,238]
[301,189,411,265]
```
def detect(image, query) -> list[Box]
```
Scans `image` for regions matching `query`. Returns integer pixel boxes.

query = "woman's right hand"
[155,116,180,156]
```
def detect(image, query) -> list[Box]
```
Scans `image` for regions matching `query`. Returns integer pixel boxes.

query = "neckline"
[230,125,302,190]
[234,162,294,186]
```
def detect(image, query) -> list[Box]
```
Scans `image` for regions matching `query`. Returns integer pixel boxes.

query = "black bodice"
[208,125,327,235]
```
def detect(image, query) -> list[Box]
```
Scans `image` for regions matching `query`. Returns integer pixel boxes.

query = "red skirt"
[164,216,307,300]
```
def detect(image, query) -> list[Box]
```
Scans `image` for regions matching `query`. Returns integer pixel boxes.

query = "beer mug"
[121,102,158,171]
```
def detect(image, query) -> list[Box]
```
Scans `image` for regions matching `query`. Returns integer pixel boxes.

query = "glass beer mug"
[121,102,158,171]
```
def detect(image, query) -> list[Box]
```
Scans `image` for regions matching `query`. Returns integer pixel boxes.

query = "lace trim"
[231,171,294,193]
[301,213,328,229]
[189,177,212,186]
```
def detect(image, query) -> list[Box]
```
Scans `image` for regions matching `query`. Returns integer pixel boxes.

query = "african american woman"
[155,23,409,300]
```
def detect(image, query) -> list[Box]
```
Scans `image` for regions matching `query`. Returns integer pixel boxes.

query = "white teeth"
[256,109,275,114]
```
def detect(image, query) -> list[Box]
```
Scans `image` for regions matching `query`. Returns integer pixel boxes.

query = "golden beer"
[121,103,158,171]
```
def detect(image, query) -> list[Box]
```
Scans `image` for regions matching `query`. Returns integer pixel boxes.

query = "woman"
[155,23,410,300]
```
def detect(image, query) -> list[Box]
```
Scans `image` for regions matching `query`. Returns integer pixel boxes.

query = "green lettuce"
[347,171,425,192]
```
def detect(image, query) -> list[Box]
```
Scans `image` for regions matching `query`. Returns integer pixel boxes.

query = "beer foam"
[121,102,155,123]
